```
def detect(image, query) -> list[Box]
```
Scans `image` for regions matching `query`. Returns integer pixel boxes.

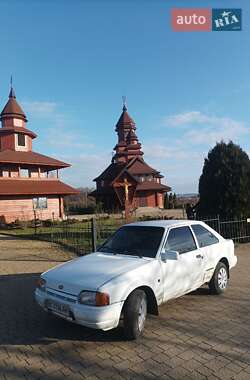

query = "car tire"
[209,262,228,294]
[123,289,147,340]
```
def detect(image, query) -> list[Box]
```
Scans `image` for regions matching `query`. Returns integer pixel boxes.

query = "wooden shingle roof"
[115,105,136,130]
[0,150,70,168]
[127,158,159,175]
[0,88,27,121]
[136,181,171,192]
[0,178,79,195]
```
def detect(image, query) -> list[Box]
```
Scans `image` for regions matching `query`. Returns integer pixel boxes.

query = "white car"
[35,220,237,339]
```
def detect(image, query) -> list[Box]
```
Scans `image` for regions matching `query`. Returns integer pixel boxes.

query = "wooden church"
[91,103,171,212]
[0,86,78,223]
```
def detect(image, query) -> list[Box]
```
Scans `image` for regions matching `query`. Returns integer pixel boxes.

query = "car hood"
[43,252,150,295]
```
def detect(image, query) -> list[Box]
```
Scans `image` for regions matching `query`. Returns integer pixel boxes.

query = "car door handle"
[196,254,204,259]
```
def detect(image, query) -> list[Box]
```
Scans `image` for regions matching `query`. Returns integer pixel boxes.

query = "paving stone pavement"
[0,235,250,380]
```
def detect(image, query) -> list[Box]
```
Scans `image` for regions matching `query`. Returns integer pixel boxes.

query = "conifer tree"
[173,193,177,209]
[164,193,169,209]
[168,193,173,209]
[198,141,250,218]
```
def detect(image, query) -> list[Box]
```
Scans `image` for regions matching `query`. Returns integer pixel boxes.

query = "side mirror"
[161,250,179,262]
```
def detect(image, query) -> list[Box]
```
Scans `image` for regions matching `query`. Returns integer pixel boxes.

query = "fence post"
[33,209,37,237]
[51,212,54,245]
[217,214,221,235]
[91,218,97,252]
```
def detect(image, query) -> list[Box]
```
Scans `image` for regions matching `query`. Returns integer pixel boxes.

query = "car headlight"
[78,291,110,306]
[37,277,46,291]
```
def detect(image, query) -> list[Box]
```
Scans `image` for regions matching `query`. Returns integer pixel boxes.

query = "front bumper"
[35,288,124,331]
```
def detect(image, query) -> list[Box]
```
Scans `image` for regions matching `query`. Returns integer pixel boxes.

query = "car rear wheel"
[209,262,228,294]
[123,289,147,340]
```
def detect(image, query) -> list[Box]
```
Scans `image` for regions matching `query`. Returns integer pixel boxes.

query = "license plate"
[46,299,70,317]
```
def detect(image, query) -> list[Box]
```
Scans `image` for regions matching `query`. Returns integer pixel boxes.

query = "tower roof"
[115,105,136,130]
[0,87,27,121]
[114,102,144,162]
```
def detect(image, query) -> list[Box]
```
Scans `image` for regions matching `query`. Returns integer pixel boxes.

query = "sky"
[0,0,249,194]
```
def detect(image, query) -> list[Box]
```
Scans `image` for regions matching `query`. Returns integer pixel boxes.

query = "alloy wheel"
[218,267,228,289]
[138,297,147,332]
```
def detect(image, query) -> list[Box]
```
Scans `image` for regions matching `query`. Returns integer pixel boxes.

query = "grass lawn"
[0,217,125,254]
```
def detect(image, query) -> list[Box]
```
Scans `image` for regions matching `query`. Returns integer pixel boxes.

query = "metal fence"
[2,215,250,255]
[1,218,122,255]
[201,216,250,243]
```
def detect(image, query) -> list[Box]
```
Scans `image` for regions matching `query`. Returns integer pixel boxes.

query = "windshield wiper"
[99,246,143,258]
[116,250,143,258]
[98,246,118,254]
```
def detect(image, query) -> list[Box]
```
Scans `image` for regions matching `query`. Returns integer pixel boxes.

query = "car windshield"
[99,226,165,258]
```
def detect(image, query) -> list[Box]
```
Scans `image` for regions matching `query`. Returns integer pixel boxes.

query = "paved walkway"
[0,235,249,380]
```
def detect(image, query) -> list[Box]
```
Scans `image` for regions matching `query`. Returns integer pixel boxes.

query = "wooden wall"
[0,195,63,223]
[0,134,15,151]
[133,191,164,208]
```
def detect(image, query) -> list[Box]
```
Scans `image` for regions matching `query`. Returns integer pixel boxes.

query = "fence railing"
[2,215,250,255]
[201,216,250,243]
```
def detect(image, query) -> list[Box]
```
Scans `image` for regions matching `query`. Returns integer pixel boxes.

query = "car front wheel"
[123,289,147,340]
[209,262,228,294]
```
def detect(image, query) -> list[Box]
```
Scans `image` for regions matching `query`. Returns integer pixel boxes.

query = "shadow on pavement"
[188,287,211,296]
[0,272,124,346]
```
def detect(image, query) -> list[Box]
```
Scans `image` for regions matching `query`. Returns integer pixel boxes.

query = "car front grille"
[46,289,77,304]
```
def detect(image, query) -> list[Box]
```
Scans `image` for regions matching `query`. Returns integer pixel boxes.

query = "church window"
[33,197,48,209]
[1,169,9,177]
[48,170,57,178]
[18,134,25,147]
[13,118,23,127]
[20,168,29,178]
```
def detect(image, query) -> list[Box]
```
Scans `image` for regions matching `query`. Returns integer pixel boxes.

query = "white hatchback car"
[35,220,237,339]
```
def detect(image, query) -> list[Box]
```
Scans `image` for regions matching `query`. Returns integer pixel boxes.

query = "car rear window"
[191,224,219,248]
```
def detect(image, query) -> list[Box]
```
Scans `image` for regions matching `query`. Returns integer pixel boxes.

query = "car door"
[161,226,205,302]
[191,224,220,283]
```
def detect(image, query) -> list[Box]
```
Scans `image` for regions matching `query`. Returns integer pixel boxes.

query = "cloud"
[22,101,57,118]
[164,111,210,126]
[22,100,94,150]
[19,99,108,188]
[163,111,249,146]
[47,129,94,149]
[143,110,250,192]
[143,143,202,161]
[22,100,75,129]
[60,152,111,188]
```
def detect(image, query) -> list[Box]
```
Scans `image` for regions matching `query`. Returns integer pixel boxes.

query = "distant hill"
[176,193,198,198]
[176,194,199,207]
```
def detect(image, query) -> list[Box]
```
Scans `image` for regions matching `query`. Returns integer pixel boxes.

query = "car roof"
[125,220,205,229]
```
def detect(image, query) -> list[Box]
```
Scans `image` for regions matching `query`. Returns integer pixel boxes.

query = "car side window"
[191,224,219,248]
[165,226,197,254]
